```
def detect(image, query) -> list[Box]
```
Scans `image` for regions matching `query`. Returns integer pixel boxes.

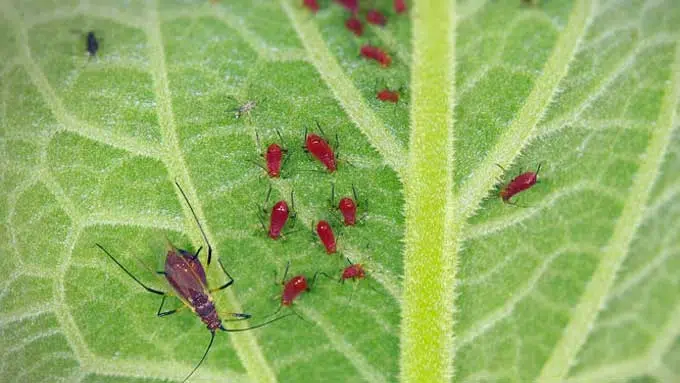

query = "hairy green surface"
[1,0,679,382]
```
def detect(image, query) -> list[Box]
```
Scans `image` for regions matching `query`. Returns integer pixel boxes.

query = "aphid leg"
[288,190,298,228]
[330,182,336,208]
[157,295,182,317]
[175,181,213,265]
[222,313,252,321]
[209,258,235,292]
[310,270,332,288]
[96,244,165,296]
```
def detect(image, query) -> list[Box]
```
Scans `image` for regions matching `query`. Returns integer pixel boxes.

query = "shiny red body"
[269,201,290,239]
[360,45,391,67]
[266,143,283,178]
[377,89,399,103]
[366,9,387,26]
[303,0,319,12]
[500,165,541,203]
[316,220,337,254]
[281,275,309,306]
[342,263,366,281]
[394,0,407,13]
[338,197,357,226]
[165,245,221,330]
[335,0,358,13]
[306,133,337,172]
[345,17,363,36]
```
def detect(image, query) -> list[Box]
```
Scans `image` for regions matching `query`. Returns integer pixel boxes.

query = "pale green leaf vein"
[144,2,276,382]
[537,35,680,383]
[400,0,456,382]
[279,0,407,180]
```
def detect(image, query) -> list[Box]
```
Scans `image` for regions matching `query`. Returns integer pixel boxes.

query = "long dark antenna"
[182,330,215,383]
[535,163,542,176]
[175,181,213,265]
[96,244,165,295]
[220,312,294,332]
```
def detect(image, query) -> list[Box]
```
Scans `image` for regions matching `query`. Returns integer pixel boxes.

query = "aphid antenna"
[314,120,329,138]
[181,330,216,383]
[330,182,337,207]
[175,181,213,265]
[96,243,165,296]
[288,190,298,229]
[534,163,542,177]
[495,163,508,173]
[274,128,288,150]
[302,126,308,151]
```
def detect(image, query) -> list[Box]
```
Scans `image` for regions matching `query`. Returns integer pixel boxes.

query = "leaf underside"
[1,1,679,383]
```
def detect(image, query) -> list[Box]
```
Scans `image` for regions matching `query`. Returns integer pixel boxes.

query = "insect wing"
[165,248,210,306]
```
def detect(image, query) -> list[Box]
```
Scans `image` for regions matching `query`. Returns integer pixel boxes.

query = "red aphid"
[360,45,391,67]
[345,17,363,36]
[282,275,309,306]
[394,0,407,13]
[306,133,337,172]
[316,220,337,254]
[338,197,357,226]
[335,0,358,13]
[269,200,290,239]
[266,143,283,178]
[377,89,399,103]
[303,0,320,13]
[366,9,387,26]
[500,164,541,203]
[341,262,366,281]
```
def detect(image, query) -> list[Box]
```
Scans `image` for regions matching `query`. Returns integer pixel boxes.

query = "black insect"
[86,31,99,57]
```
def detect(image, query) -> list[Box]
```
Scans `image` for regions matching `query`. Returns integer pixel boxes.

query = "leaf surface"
[1,1,679,382]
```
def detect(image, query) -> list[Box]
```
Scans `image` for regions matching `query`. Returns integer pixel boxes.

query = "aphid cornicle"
[499,163,542,203]
[98,182,289,382]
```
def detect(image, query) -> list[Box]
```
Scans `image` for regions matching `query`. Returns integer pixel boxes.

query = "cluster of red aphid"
[303,0,407,104]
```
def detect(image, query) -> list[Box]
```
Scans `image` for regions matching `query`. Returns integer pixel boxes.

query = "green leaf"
[1,0,679,382]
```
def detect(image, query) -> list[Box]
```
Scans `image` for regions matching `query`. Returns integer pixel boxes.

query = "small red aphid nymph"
[377,89,400,103]
[266,143,284,178]
[500,163,542,203]
[282,275,309,306]
[306,132,337,172]
[394,0,407,13]
[303,0,320,13]
[335,0,358,13]
[366,9,387,26]
[338,197,357,226]
[269,200,290,239]
[341,262,366,281]
[360,45,391,67]
[316,220,337,254]
[345,17,363,36]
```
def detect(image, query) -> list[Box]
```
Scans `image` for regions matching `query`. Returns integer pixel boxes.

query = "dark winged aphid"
[98,182,290,382]
[499,163,542,203]
[86,31,99,57]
